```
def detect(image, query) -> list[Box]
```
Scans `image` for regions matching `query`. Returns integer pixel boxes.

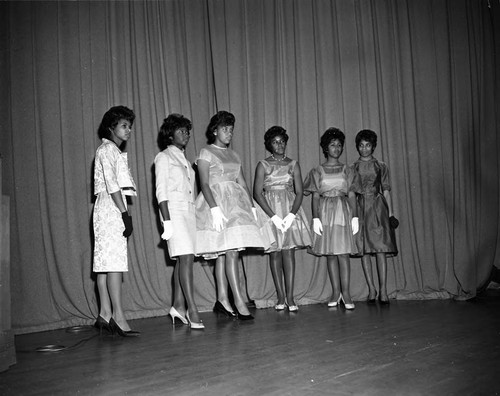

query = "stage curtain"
[0,0,498,334]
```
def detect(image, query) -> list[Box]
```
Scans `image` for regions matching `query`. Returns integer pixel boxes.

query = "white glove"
[282,213,296,232]
[211,206,228,232]
[351,217,359,235]
[161,220,174,240]
[252,207,258,221]
[313,218,323,236]
[271,215,285,233]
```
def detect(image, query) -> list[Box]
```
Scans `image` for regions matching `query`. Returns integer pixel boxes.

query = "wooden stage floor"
[1,291,499,395]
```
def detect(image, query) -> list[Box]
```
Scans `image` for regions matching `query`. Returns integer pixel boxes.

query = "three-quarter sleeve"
[100,145,121,194]
[154,151,171,203]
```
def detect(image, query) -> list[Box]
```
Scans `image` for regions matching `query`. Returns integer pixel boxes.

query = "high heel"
[186,312,205,329]
[341,295,355,310]
[287,303,299,312]
[213,301,236,317]
[367,291,377,305]
[328,294,342,307]
[94,315,112,335]
[235,307,254,321]
[274,303,286,311]
[109,317,140,337]
[169,307,188,325]
[379,295,390,305]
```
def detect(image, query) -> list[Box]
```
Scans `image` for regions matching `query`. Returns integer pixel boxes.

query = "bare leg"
[225,250,250,315]
[97,273,112,320]
[178,254,200,323]
[282,249,296,306]
[215,255,232,312]
[269,251,285,305]
[107,272,132,331]
[326,255,341,303]
[338,254,352,304]
[376,252,389,302]
[361,255,377,300]
[172,260,186,314]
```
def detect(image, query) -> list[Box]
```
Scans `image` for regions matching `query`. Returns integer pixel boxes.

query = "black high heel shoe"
[94,315,112,335]
[379,296,390,305]
[109,317,140,337]
[235,308,254,321]
[367,291,377,305]
[213,301,236,317]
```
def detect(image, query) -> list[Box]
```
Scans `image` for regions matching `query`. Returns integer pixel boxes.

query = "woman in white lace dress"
[93,106,139,336]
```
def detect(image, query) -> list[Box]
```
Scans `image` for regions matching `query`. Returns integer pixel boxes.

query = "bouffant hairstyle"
[320,127,345,158]
[264,126,288,152]
[205,111,235,144]
[98,105,135,140]
[355,129,378,150]
[157,113,192,150]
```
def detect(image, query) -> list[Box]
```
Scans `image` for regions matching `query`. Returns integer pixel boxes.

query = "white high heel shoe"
[169,307,188,325]
[341,295,355,310]
[327,294,342,307]
[186,312,205,330]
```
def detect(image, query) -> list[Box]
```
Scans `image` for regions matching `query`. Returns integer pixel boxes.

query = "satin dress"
[303,164,359,256]
[195,145,275,259]
[350,158,398,256]
[258,159,311,251]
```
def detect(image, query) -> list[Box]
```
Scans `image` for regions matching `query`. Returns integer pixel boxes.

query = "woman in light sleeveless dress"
[253,126,311,312]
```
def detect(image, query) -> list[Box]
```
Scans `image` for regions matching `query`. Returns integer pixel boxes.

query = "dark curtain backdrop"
[1,0,499,334]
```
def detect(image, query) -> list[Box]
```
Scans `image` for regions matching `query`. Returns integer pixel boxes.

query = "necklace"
[271,154,287,161]
[211,144,227,149]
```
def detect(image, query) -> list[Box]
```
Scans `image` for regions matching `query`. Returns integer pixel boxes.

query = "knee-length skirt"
[93,192,128,272]
[166,201,196,258]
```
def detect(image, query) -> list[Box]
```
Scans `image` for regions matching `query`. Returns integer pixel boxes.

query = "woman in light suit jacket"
[154,113,204,329]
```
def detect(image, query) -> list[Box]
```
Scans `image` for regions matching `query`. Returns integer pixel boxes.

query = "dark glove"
[121,211,133,237]
[389,215,399,229]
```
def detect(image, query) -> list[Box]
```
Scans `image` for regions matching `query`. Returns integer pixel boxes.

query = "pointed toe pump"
[186,312,205,330]
[169,306,188,325]
[94,315,112,335]
[213,301,236,317]
[109,317,140,337]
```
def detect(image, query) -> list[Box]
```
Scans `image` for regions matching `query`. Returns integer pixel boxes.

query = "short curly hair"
[98,105,135,140]
[320,127,345,158]
[355,129,378,150]
[264,126,288,152]
[205,111,235,144]
[157,113,192,150]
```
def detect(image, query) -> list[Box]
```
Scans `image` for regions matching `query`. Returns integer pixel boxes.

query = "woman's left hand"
[282,213,296,232]
[252,207,258,221]
[351,217,359,235]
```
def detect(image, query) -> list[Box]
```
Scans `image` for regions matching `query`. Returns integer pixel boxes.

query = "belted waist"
[322,191,347,198]
[264,185,292,191]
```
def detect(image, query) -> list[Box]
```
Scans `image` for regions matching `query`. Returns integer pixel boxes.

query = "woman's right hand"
[313,218,323,236]
[161,220,174,240]
[211,207,228,232]
[271,215,285,233]
[121,211,133,237]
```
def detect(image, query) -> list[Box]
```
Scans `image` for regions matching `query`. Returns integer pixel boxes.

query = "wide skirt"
[309,195,357,256]
[195,181,274,259]
[264,189,311,252]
